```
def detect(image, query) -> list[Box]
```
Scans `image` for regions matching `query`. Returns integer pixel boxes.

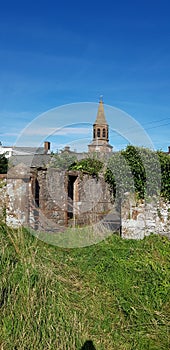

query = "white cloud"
[23,126,91,137]
[0,132,19,137]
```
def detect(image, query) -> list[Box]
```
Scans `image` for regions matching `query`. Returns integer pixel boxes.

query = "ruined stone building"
[0,98,169,239]
[4,99,118,234]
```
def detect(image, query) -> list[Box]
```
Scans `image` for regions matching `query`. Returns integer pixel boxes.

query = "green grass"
[0,223,170,349]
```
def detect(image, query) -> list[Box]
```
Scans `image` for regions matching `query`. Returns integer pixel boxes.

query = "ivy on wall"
[104,151,135,200]
[50,146,170,201]
[157,151,170,201]
[121,146,161,198]
[105,146,169,201]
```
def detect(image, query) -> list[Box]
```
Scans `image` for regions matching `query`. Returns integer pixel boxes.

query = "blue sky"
[0,0,170,151]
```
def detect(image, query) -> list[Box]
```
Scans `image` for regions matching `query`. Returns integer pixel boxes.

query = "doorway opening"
[34,178,40,207]
[68,175,78,220]
[31,176,40,230]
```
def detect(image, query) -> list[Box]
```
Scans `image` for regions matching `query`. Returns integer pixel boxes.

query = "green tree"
[69,157,103,177]
[121,145,161,198]
[157,151,170,201]
[105,145,161,200]
[105,151,135,202]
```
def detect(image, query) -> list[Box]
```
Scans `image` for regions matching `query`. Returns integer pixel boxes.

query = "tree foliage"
[157,151,170,201]
[121,146,161,198]
[50,146,170,201]
[105,151,135,201]
[105,145,162,200]
[69,157,103,177]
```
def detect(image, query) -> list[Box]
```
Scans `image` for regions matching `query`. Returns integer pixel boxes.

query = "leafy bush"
[121,146,161,198]
[157,151,170,201]
[69,157,103,177]
[50,146,170,201]
[105,145,163,200]
[105,151,135,200]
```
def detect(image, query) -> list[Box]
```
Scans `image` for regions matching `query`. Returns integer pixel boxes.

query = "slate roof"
[12,147,45,155]
[9,154,52,168]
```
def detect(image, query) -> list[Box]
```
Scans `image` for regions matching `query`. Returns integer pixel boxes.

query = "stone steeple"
[88,97,113,153]
[94,97,107,125]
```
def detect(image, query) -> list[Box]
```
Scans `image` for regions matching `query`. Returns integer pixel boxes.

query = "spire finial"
[99,95,103,103]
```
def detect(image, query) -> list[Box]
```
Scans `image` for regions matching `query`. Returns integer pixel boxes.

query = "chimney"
[44,141,50,154]
[168,146,170,154]
[64,146,70,152]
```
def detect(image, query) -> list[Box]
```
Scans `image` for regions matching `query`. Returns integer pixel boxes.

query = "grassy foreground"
[0,224,170,350]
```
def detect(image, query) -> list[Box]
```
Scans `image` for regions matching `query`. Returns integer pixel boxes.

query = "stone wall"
[3,164,170,240]
[5,165,113,232]
[32,168,68,232]
[6,164,30,227]
[32,168,113,230]
[78,172,113,225]
[67,171,113,226]
[122,195,170,239]
[0,174,7,219]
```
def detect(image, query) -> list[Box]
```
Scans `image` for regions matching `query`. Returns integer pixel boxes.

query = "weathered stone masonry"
[0,174,6,218]
[1,98,170,239]
[122,195,170,239]
[5,164,113,232]
[3,163,170,239]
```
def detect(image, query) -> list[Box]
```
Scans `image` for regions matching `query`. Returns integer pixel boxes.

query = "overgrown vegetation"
[105,145,170,201]
[50,146,170,201]
[121,146,161,198]
[69,157,104,177]
[157,150,170,201]
[0,154,8,174]
[104,150,135,199]
[0,223,170,349]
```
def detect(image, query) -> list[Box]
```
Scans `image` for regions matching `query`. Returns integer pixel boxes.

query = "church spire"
[88,98,113,153]
[95,96,107,125]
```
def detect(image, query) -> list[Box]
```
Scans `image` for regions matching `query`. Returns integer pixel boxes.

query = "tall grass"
[0,223,170,349]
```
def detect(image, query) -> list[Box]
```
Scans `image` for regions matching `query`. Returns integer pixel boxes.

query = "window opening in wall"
[102,128,106,138]
[93,129,96,139]
[97,128,100,137]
